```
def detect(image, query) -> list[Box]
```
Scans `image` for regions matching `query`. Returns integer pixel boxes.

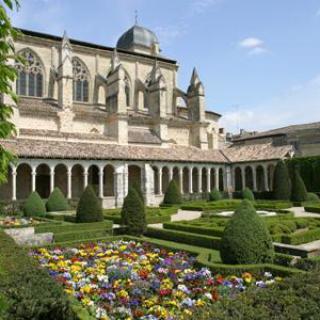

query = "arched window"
[125,77,130,107]
[16,49,43,97]
[72,58,89,102]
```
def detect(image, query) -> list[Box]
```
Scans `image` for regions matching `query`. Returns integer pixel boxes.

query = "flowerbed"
[31,240,278,320]
[0,216,41,227]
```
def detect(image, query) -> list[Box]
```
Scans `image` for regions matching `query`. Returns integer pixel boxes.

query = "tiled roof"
[223,143,293,163]
[128,128,162,144]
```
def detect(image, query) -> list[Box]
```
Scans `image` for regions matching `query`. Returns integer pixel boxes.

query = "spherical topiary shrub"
[306,192,320,202]
[242,187,255,201]
[23,191,46,217]
[163,180,182,205]
[121,187,146,236]
[46,187,69,212]
[273,160,291,200]
[76,185,103,223]
[291,168,308,203]
[209,188,222,201]
[220,199,274,264]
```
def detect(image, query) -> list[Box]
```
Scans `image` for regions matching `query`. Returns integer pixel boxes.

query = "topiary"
[46,187,69,212]
[163,180,182,205]
[76,185,103,223]
[306,192,320,203]
[130,181,144,204]
[312,161,320,192]
[209,188,222,201]
[242,187,255,201]
[273,160,291,200]
[220,199,274,264]
[121,187,146,236]
[23,191,46,217]
[291,167,308,203]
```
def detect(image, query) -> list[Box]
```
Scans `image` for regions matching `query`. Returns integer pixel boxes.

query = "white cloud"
[221,74,320,133]
[238,37,268,55]
[154,24,186,46]
[192,0,223,13]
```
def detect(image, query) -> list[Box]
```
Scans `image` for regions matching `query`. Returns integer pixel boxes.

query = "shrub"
[306,192,320,202]
[209,188,222,201]
[220,200,274,264]
[273,160,291,200]
[76,185,103,223]
[312,161,320,191]
[130,181,144,204]
[291,168,308,202]
[46,187,69,212]
[163,180,182,205]
[242,187,255,201]
[23,191,46,217]
[121,187,146,236]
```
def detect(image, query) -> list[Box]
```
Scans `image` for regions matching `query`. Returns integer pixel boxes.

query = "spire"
[149,58,163,84]
[190,67,200,86]
[135,9,139,25]
[62,30,72,50]
[111,48,120,72]
[188,67,204,96]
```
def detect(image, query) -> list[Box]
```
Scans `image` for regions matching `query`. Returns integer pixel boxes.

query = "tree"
[273,160,291,200]
[0,1,21,184]
[209,188,222,201]
[121,187,146,236]
[23,191,46,217]
[163,179,182,205]
[46,187,69,212]
[242,187,255,201]
[76,185,103,223]
[220,199,274,264]
[291,167,308,202]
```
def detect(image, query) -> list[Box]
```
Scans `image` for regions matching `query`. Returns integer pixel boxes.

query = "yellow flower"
[80,285,92,294]
[195,299,205,307]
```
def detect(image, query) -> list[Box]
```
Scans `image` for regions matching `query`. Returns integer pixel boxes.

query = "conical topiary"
[130,181,144,204]
[23,191,46,217]
[291,168,307,202]
[220,199,274,264]
[163,180,182,205]
[121,187,146,236]
[209,188,222,201]
[242,187,255,201]
[46,187,69,212]
[76,185,103,223]
[273,160,291,200]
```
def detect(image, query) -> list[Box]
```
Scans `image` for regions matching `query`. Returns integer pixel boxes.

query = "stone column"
[215,167,219,190]
[83,167,88,189]
[168,166,173,182]
[252,166,257,192]
[179,167,183,194]
[198,167,202,193]
[99,166,104,198]
[50,166,55,193]
[241,167,246,190]
[114,163,127,208]
[31,166,37,192]
[11,166,17,201]
[144,163,155,206]
[263,165,269,191]
[207,168,211,192]
[67,166,72,199]
[189,167,193,193]
[158,167,162,195]
[226,165,233,194]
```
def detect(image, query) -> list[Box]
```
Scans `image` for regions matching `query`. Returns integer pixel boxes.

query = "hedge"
[145,227,221,250]
[281,228,320,245]
[304,205,320,214]
[53,229,111,243]
[163,222,224,237]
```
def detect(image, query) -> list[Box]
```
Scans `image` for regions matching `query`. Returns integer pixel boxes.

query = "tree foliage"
[209,188,222,201]
[0,1,21,184]
[273,160,291,200]
[220,200,274,264]
[76,185,103,223]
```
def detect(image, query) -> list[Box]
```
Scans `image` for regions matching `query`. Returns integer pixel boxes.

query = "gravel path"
[290,207,320,218]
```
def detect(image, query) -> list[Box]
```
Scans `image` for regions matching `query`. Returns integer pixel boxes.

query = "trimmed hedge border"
[281,228,320,245]
[304,206,320,214]
[163,222,224,237]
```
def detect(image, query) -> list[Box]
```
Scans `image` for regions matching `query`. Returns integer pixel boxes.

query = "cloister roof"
[0,139,293,164]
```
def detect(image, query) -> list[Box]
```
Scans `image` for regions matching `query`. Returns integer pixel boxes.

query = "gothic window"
[72,58,89,102]
[125,77,130,107]
[16,49,43,97]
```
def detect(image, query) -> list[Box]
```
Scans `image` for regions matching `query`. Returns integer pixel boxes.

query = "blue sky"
[10,0,320,132]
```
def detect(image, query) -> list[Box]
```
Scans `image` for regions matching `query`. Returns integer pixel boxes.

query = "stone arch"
[192,167,199,193]
[234,167,242,191]
[256,165,265,192]
[183,167,189,194]
[202,168,208,192]
[210,168,215,191]
[54,163,68,196]
[72,56,90,102]
[219,168,224,191]
[36,163,50,198]
[16,163,32,200]
[128,164,142,190]
[71,164,84,198]
[103,164,114,196]
[161,166,170,194]
[245,166,254,190]
[268,164,275,191]
[88,164,99,195]
[153,166,160,194]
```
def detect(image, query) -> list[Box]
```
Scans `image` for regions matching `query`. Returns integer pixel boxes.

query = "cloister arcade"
[0,158,277,208]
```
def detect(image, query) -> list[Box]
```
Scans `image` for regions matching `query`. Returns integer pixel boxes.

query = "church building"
[0,24,294,207]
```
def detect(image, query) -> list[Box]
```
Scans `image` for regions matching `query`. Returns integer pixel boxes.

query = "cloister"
[0,158,277,208]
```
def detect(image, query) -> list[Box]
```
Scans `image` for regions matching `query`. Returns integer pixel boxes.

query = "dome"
[116,25,159,51]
